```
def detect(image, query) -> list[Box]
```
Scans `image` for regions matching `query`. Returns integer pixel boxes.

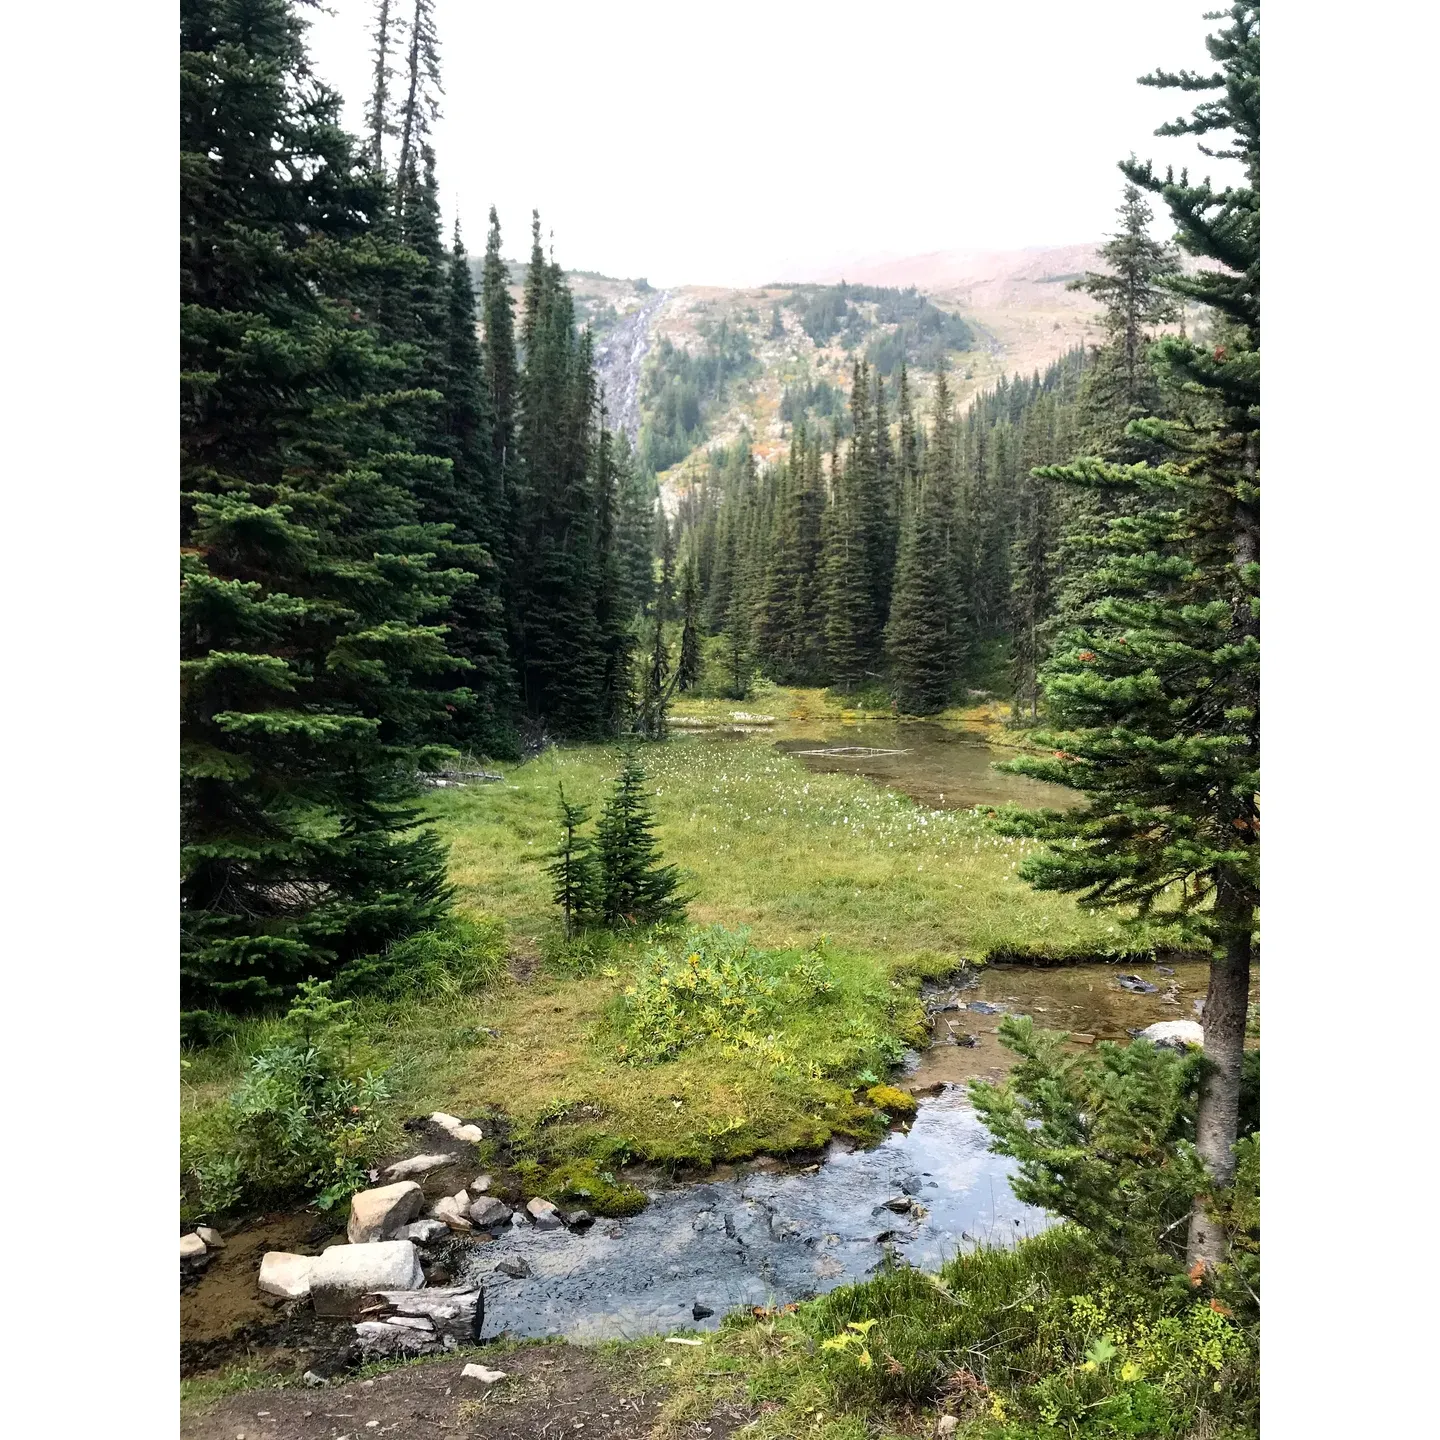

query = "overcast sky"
[305,0,1233,287]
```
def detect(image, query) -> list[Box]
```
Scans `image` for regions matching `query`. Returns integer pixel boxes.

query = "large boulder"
[258,1251,315,1300]
[353,1319,442,1357]
[309,1240,424,1315]
[348,1181,425,1243]
[1136,1020,1204,1050]
[467,1196,512,1230]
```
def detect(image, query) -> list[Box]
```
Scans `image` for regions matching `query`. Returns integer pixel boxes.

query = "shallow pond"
[771,718,1080,813]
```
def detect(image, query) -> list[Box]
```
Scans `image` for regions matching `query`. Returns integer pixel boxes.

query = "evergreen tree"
[594,745,686,927]
[545,786,596,940]
[676,557,703,692]
[365,0,398,172]
[1071,185,1183,451]
[180,0,458,1008]
[885,371,964,713]
[1004,2,1259,1272]
[756,424,825,683]
[591,421,635,734]
[395,0,441,216]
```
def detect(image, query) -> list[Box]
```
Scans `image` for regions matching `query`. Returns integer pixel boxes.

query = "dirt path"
[183,1343,745,1440]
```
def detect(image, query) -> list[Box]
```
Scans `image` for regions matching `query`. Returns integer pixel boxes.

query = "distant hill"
[471,244,1138,502]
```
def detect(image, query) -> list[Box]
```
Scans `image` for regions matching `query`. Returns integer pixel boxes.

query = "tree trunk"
[1186,873,1253,1269]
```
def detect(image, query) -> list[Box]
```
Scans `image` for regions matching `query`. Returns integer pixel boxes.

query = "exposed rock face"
[309,1240,425,1315]
[257,1251,315,1299]
[347,1181,425,1244]
[383,1153,455,1181]
[1136,1020,1204,1049]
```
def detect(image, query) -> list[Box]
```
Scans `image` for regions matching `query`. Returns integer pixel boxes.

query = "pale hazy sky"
[305,0,1233,287]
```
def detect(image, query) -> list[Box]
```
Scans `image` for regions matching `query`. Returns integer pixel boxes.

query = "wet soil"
[182,1344,729,1440]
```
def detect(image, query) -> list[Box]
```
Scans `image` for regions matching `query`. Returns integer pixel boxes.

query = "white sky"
[305,0,1233,287]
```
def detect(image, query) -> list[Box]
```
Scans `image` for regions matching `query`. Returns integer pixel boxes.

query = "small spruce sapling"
[545,785,596,939]
[594,744,686,927]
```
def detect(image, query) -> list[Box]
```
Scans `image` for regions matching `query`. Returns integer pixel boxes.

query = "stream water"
[185,722,1250,1359]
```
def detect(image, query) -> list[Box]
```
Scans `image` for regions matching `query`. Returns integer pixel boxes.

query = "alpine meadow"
[179,4,1263,1437]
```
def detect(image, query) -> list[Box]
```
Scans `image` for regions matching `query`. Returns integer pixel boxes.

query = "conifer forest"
[180,3,1262,1435]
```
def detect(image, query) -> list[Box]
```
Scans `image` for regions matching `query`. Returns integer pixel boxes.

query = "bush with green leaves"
[970,1016,1259,1312]
[181,980,396,1218]
[615,926,845,1066]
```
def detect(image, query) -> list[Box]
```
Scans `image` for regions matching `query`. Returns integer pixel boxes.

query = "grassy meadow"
[182,687,1159,1210]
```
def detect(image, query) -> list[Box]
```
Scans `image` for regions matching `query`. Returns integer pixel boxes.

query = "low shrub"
[331,914,507,999]
[181,980,396,1219]
[615,926,841,1066]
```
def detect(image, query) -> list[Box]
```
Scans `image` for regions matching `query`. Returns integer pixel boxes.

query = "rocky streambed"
[183,958,1240,1376]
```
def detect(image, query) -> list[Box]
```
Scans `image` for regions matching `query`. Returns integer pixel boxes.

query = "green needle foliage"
[181,0,460,1009]
[885,371,964,713]
[545,786,597,939]
[1000,1,1259,1267]
[594,744,687,927]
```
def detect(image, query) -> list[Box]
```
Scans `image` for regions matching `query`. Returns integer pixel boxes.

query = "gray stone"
[310,1241,424,1315]
[347,1181,425,1244]
[195,1226,226,1249]
[467,1196,512,1230]
[693,1300,715,1320]
[398,1218,450,1245]
[461,1363,508,1384]
[470,1174,491,1195]
[353,1319,438,1357]
[526,1197,563,1229]
[257,1251,314,1300]
[180,1233,207,1260]
[564,1209,594,1230]
[494,1256,530,1279]
[383,1153,455,1182]
[510,1210,531,1229]
[302,1371,327,1388]
[361,1287,481,1341]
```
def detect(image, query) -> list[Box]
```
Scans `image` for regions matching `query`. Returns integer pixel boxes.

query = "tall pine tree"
[1004,2,1259,1271]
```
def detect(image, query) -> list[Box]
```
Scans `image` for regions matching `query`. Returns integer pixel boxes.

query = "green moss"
[541,1159,648,1217]
[865,1084,918,1118]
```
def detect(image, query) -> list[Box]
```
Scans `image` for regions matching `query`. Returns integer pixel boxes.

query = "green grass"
[638,1227,1258,1439]
[183,720,1159,1213]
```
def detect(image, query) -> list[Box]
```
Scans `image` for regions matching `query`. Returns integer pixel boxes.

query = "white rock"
[195,1226,226,1249]
[452,1188,472,1208]
[310,1241,424,1315]
[936,1417,959,1438]
[429,1112,484,1144]
[470,1174,491,1194]
[258,1252,314,1299]
[180,1233,207,1260]
[397,1218,450,1245]
[461,1363,509,1384]
[383,1153,455,1181]
[1136,1020,1204,1050]
[526,1197,563,1230]
[348,1181,425,1244]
